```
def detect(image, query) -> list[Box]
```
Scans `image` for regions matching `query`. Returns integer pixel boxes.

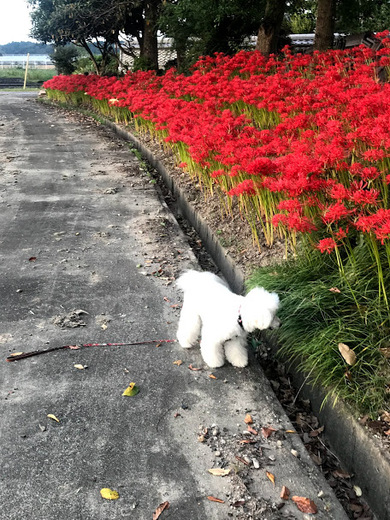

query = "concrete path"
[0,92,348,520]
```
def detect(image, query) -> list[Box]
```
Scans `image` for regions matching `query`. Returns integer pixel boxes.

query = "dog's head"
[240,287,280,333]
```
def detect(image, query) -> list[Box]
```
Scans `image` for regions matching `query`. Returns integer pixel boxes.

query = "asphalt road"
[0,92,348,520]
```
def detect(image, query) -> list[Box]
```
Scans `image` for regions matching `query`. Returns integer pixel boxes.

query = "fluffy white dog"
[176,270,280,368]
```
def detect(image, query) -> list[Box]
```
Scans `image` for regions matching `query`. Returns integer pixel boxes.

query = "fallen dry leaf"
[209,374,217,379]
[381,411,390,423]
[122,382,140,396]
[47,414,60,423]
[332,469,351,479]
[173,360,183,366]
[280,486,290,500]
[338,343,357,365]
[247,425,258,435]
[207,496,225,503]
[208,468,231,476]
[153,501,170,520]
[100,488,119,500]
[292,496,318,514]
[188,364,201,371]
[329,287,341,293]
[235,456,250,466]
[266,471,275,486]
[285,429,297,434]
[28,257,37,262]
[309,425,324,437]
[244,414,253,424]
[261,426,277,438]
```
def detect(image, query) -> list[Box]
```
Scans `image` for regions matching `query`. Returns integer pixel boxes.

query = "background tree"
[50,44,79,74]
[160,0,264,71]
[313,0,335,50]
[256,0,287,55]
[29,0,161,73]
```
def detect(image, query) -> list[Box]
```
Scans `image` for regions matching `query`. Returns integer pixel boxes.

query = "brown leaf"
[309,425,324,437]
[329,287,341,293]
[188,364,201,371]
[332,469,351,479]
[247,425,258,435]
[266,471,275,486]
[244,414,253,424]
[285,429,297,434]
[173,359,183,366]
[261,426,277,439]
[379,347,390,359]
[338,343,357,365]
[28,257,37,262]
[209,374,217,379]
[207,496,225,503]
[153,501,170,520]
[280,486,290,500]
[235,456,250,466]
[292,496,318,514]
[381,411,390,423]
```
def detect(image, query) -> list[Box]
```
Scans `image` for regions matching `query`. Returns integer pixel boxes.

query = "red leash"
[6,339,177,362]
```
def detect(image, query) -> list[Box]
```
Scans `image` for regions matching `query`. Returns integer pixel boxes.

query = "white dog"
[176,270,280,368]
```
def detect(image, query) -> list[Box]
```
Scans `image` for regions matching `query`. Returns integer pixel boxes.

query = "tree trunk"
[256,0,287,56]
[314,0,335,51]
[141,0,160,70]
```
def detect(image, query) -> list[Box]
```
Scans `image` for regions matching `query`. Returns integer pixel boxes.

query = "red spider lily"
[43,34,390,290]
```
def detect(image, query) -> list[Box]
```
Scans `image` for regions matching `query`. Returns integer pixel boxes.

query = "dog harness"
[237,307,245,330]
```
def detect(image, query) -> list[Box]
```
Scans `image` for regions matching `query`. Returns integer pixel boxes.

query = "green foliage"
[247,244,390,416]
[159,0,265,71]
[0,67,55,81]
[50,45,79,74]
[336,0,390,32]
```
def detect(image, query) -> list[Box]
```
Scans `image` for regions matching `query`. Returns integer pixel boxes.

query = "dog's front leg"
[224,337,248,367]
[200,337,225,368]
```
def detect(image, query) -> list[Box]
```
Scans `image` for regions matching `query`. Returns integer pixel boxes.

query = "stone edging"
[99,118,390,520]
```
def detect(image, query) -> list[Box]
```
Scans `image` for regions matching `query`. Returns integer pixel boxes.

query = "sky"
[0,0,36,45]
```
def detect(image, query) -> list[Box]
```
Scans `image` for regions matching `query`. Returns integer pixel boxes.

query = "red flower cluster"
[43,33,390,253]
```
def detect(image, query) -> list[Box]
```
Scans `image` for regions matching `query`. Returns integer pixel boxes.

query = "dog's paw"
[229,352,248,368]
[178,339,195,349]
[201,351,225,368]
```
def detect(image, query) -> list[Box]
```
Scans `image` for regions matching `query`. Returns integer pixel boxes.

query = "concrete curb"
[295,372,390,520]
[103,119,389,520]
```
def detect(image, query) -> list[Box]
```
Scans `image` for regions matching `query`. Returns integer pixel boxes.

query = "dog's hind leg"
[177,301,201,349]
[224,337,248,367]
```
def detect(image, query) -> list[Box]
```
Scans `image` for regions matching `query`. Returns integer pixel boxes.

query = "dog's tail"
[176,270,226,292]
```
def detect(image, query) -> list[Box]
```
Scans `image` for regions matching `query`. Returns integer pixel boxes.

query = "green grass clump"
[247,244,390,417]
[0,67,56,82]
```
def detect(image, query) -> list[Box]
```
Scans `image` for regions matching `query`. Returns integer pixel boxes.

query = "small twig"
[6,339,176,362]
